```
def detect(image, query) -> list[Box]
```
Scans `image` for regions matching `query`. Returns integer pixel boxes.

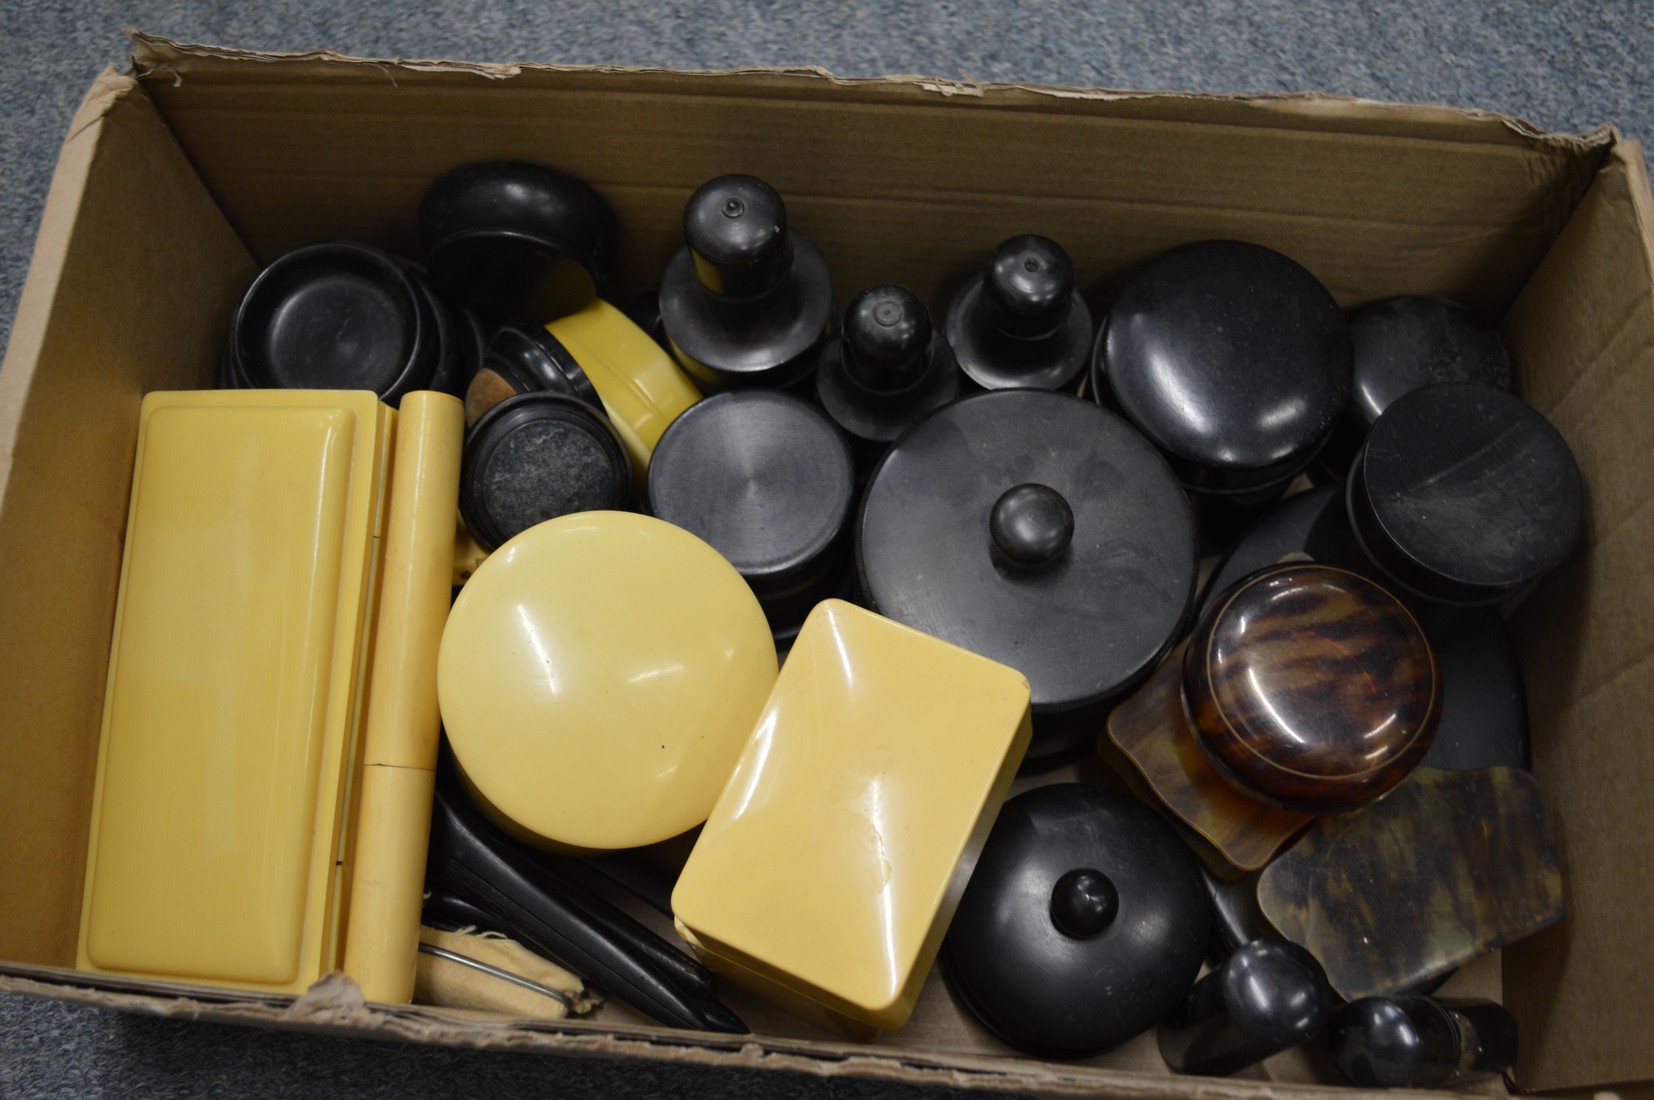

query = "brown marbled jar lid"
[1183,564,1440,814]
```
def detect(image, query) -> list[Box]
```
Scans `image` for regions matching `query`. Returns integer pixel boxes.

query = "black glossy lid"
[231,241,428,398]
[1101,240,1352,493]
[648,391,854,619]
[857,390,1197,714]
[419,160,620,323]
[816,285,963,446]
[1349,297,1513,427]
[483,321,602,408]
[943,784,1210,1057]
[658,176,833,389]
[1350,381,1583,606]
[460,392,631,551]
[946,234,1093,391]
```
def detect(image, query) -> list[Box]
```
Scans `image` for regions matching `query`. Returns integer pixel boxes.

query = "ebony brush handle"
[1158,938,1332,1076]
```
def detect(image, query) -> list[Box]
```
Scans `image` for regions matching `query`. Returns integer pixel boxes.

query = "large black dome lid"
[1350,381,1583,606]
[857,390,1197,716]
[1100,240,1352,493]
[943,783,1211,1057]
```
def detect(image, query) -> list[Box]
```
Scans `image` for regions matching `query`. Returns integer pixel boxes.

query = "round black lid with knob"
[1348,381,1583,606]
[816,284,963,458]
[942,784,1211,1058]
[857,389,1197,761]
[658,174,833,390]
[946,234,1093,391]
[1096,240,1352,496]
[1316,296,1514,480]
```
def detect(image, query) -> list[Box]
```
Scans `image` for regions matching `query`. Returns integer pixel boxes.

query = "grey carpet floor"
[1,2,1651,1096]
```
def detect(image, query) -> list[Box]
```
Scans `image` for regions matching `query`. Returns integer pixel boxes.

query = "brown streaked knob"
[1183,564,1439,813]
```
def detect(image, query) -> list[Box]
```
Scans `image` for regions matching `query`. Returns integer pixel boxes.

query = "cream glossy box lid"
[672,600,1032,1031]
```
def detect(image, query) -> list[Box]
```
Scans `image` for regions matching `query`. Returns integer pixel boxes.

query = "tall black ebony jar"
[945,234,1093,391]
[648,390,855,640]
[857,390,1198,765]
[1095,240,1351,535]
[657,175,833,391]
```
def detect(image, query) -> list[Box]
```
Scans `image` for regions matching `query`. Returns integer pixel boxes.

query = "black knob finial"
[984,234,1074,339]
[684,175,793,299]
[1050,868,1120,939]
[990,483,1075,567]
[843,285,934,395]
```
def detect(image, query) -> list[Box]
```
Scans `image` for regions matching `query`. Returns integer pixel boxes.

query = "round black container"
[464,321,602,425]
[945,234,1093,391]
[857,389,1198,765]
[943,784,1210,1058]
[815,284,963,473]
[229,241,437,405]
[459,392,631,551]
[1349,381,1583,607]
[1095,240,1352,520]
[1315,296,1514,481]
[657,175,833,390]
[419,160,620,325]
[647,390,855,640]
[1203,486,1532,773]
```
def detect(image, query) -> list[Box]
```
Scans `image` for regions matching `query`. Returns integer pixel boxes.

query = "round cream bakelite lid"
[437,511,778,851]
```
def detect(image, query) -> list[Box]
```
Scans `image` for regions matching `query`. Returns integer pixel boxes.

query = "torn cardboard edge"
[0,964,1411,1100]
[126,30,1611,155]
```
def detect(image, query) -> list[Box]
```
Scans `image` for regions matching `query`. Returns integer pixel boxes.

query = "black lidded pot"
[459,392,632,552]
[857,389,1198,767]
[1348,381,1583,607]
[945,234,1093,391]
[943,784,1210,1058]
[1093,240,1352,537]
[657,174,833,391]
[814,284,963,475]
[418,160,620,326]
[647,390,855,642]
[1315,295,1515,482]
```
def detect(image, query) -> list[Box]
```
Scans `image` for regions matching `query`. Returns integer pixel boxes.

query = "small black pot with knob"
[946,234,1093,392]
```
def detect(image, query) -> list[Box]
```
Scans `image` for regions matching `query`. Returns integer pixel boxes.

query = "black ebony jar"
[657,175,833,391]
[1095,240,1351,534]
[1315,296,1514,481]
[815,284,963,473]
[857,389,1198,765]
[943,784,1210,1058]
[945,234,1093,391]
[648,390,855,640]
[1349,381,1583,607]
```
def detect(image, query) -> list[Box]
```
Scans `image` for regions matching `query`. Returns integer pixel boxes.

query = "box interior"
[1,34,1650,1095]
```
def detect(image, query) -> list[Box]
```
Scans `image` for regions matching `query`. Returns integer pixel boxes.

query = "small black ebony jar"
[945,234,1093,391]
[815,284,963,474]
[1349,381,1583,607]
[857,390,1198,765]
[657,175,833,391]
[943,784,1210,1058]
[1315,296,1514,481]
[648,390,855,640]
[1095,240,1352,536]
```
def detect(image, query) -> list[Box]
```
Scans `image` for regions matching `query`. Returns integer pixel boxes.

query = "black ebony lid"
[231,241,428,400]
[1349,381,1583,606]
[419,160,620,324]
[816,285,963,447]
[1317,296,1514,479]
[648,390,855,630]
[1100,240,1352,494]
[460,392,631,551]
[658,175,833,389]
[946,234,1093,391]
[858,390,1197,716]
[943,784,1211,1057]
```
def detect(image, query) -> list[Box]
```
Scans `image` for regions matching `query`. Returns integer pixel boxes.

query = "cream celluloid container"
[672,599,1033,1034]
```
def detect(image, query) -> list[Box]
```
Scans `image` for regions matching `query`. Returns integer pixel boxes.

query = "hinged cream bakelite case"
[77,389,462,998]
[672,600,1032,1033]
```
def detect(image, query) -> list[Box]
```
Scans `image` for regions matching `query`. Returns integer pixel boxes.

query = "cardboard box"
[2,31,1650,1096]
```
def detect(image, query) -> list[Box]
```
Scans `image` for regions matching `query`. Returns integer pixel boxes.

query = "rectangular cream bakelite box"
[1,31,1652,1097]
[672,600,1031,1035]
